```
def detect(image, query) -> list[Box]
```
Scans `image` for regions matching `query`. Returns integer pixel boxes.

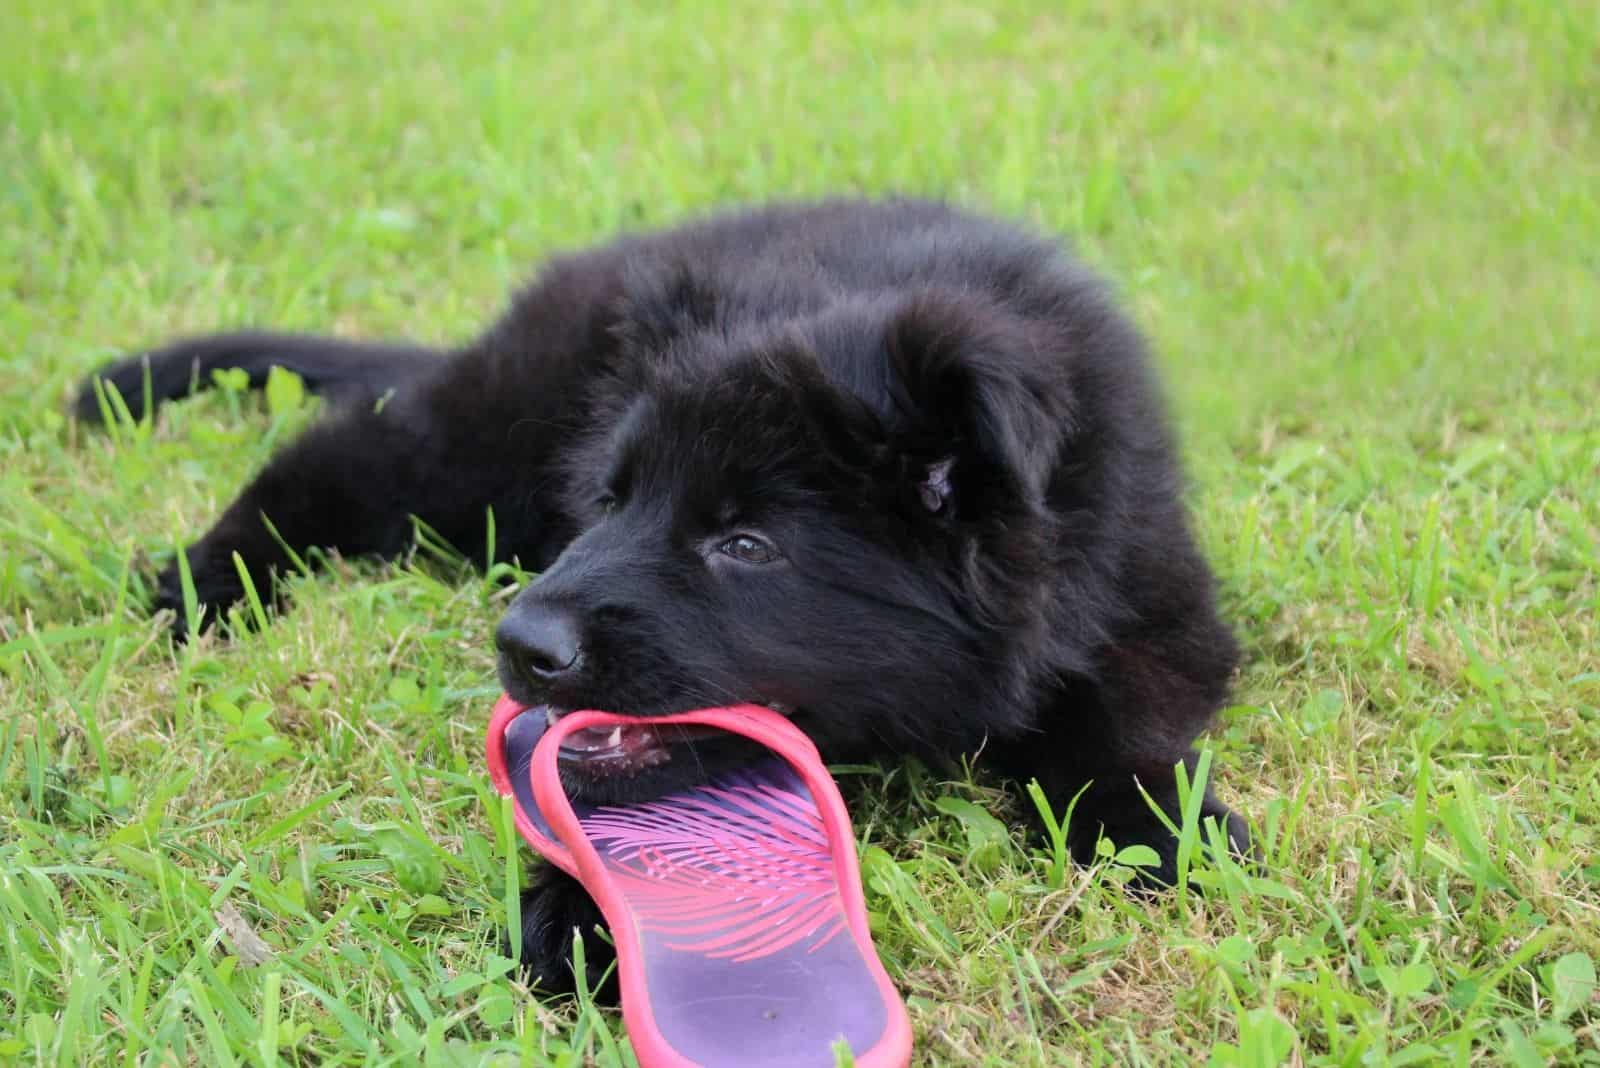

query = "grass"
[2,0,1597,1063]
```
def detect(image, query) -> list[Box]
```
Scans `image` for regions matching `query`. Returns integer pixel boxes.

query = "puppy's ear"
[885,292,1074,512]
[611,260,721,354]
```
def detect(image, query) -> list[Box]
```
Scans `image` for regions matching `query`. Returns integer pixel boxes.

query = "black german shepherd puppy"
[76,199,1248,992]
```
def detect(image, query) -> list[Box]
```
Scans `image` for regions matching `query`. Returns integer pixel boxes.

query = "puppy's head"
[496,292,1079,802]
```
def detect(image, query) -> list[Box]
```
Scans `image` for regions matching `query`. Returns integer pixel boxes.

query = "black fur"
[76,199,1248,993]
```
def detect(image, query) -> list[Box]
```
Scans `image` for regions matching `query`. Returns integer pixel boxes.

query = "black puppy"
[76,198,1248,992]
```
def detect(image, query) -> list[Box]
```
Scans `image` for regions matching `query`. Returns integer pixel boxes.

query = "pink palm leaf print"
[581,774,848,964]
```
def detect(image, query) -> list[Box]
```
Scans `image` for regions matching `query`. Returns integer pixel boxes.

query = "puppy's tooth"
[606,727,622,747]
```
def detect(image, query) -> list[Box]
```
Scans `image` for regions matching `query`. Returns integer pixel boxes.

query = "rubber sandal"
[487,695,913,1068]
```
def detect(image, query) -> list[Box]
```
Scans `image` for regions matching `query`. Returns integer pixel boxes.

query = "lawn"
[2,0,1597,1064]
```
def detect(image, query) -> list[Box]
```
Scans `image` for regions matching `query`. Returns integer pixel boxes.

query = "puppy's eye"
[595,492,619,514]
[718,534,780,565]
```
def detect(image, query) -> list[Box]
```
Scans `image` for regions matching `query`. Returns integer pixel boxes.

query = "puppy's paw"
[153,549,242,639]
[73,354,156,424]
[506,868,615,1000]
[1092,792,1254,890]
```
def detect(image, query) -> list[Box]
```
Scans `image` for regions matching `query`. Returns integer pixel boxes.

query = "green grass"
[2,0,1597,1063]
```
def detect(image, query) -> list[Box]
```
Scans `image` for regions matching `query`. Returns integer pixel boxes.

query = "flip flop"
[486,695,913,1068]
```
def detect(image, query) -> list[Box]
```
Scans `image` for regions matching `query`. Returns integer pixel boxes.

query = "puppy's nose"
[495,602,583,684]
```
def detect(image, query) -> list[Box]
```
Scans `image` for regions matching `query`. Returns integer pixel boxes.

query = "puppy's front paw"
[1087,791,1254,889]
[153,550,242,638]
[507,867,615,999]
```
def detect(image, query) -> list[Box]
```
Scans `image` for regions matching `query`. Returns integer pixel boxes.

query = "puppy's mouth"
[546,704,791,779]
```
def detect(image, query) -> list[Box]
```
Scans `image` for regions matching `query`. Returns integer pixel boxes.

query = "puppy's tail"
[72,331,441,424]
